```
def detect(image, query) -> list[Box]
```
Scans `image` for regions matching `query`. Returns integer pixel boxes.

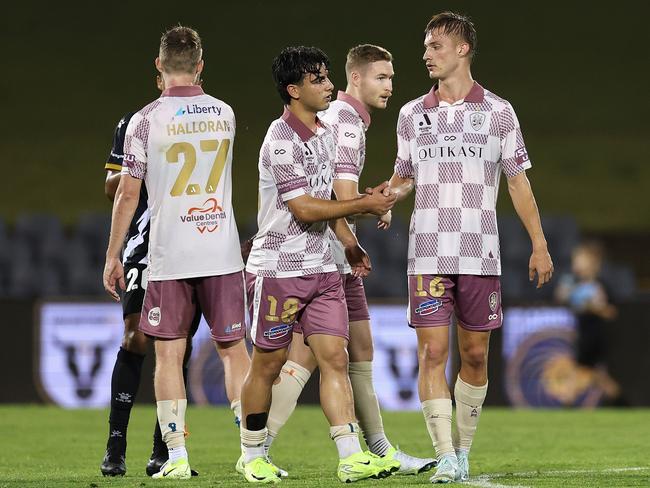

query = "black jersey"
[105,113,150,266]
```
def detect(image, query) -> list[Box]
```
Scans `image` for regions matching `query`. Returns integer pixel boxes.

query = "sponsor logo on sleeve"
[224,322,242,334]
[515,147,529,165]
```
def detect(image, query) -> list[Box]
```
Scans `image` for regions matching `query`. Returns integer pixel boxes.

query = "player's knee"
[318,346,349,374]
[419,340,447,368]
[460,343,488,370]
[348,341,373,363]
[121,319,147,355]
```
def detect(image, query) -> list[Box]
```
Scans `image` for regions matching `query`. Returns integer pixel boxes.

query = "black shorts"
[121,263,148,318]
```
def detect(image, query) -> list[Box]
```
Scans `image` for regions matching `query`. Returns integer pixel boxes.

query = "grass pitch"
[1,406,649,487]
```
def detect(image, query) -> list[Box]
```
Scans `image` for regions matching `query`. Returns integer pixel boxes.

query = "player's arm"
[507,171,553,288]
[287,183,395,224]
[329,216,371,277]
[333,179,392,229]
[382,106,416,205]
[499,102,553,289]
[386,173,415,202]
[104,174,142,300]
[105,170,121,201]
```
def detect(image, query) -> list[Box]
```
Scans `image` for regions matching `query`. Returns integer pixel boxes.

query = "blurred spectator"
[555,241,624,405]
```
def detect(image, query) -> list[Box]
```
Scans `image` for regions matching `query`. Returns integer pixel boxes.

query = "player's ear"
[458,42,470,58]
[286,84,300,101]
[155,57,163,73]
[196,59,204,75]
[349,70,361,88]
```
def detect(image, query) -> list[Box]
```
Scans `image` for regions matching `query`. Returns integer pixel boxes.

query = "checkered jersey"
[394,82,532,276]
[320,95,369,274]
[246,110,338,278]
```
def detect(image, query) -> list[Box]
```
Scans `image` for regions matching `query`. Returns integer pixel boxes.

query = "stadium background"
[1,1,649,407]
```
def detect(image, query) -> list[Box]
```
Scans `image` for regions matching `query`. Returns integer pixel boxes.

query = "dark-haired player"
[238,46,397,484]
[386,12,553,482]
[261,44,434,476]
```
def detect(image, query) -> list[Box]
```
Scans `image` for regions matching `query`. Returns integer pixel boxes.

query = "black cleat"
[101,450,126,477]
[146,454,198,477]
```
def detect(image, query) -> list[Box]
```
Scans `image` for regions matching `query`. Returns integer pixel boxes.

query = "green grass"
[1,406,649,487]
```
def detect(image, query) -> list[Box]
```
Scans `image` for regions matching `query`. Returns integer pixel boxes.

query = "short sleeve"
[266,138,309,202]
[105,113,133,172]
[122,114,148,180]
[333,119,363,182]
[499,103,532,178]
[394,107,415,179]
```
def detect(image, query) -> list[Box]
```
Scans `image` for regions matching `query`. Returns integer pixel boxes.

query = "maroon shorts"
[341,273,370,322]
[140,271,247,342]
[407,274,502,331]
[246,271,349,350]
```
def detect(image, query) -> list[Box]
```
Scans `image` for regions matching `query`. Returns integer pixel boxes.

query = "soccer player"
[239,46,398,484]
[103,26,249,480]
[259,44,435,476]
[385,12,554,483]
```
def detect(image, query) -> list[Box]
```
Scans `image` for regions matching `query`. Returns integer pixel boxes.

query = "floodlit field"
[2,406,649,487]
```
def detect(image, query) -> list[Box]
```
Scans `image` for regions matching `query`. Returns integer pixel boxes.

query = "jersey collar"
[161,85,205,97]
[423,81,484,108]
[281,107,322,142]
[336,91,371,128]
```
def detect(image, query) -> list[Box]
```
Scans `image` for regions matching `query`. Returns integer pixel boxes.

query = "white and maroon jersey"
[319,91,371,274]
[246,108,337,278]
[394,82,531,276]
[123,85,244,281]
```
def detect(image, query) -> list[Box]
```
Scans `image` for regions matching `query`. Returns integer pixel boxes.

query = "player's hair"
[272,46,330,105]
[159,25,202,74]
[425,11,477,59]
[345,44,393,77]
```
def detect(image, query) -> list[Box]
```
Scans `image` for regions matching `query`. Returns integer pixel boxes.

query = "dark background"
[2,1,649,233]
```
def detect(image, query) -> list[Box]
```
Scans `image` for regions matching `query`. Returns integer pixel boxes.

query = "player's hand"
[240,237,254,263]
[529,248,554,288]
[345,244,371,278]
[362,181,397,216]
[377,210,392,230]
[103,257,125,301]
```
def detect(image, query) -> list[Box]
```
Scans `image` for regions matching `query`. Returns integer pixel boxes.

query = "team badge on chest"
[470,112,486,131]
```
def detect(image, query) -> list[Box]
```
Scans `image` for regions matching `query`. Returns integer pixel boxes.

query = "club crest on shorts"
[489,292,498,312]
[470,112,486,131]
[264,323,292,340]
[148,307,161,326]
[415,298,442,316]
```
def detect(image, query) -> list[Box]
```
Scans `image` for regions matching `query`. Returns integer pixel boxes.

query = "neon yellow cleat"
[243,457,281,484]
[237,454,288,478]
[151,458,191,480]
[337,451,394,483]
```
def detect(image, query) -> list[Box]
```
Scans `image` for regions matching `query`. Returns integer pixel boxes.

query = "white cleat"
[384,447,437,475]
[429,453,458,484]
[455,449,469,482]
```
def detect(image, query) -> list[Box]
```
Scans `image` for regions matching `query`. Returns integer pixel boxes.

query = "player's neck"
[435,72,474,104]
[287,103,318,132]
[162,74,198,89]
[344,85,370,113]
